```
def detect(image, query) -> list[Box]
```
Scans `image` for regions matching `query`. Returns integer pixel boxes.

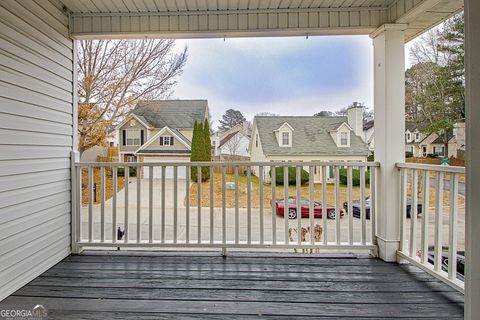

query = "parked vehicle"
[418,246,465,282]
[276,197,345,219]
[343,196,423,219]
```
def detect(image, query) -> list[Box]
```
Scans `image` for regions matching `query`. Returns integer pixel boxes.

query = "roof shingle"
[132,100,208,129]
[255,116,369,156]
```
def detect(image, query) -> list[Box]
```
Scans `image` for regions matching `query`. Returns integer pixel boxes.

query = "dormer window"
[160,136,174,146]
[282,132,290,146]
[406,132,411,141]
[255,134,259,147]
[340,132,348,146]
[415,132,420,141]
[275,122,294,147]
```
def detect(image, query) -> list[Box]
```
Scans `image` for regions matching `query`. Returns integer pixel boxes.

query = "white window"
[415,133,420,141]
[282,132,289,146]
[255,134,259,147]
[126,156,136,162]
[434,146,445,156]
[126,129,141,146]
[160,136,174,146]
[340,132,348,146]
[406,132,411,141]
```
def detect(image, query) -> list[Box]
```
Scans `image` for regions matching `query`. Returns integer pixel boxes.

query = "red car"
[275,197,345,219]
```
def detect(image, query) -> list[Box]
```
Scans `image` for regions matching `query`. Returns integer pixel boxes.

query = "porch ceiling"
[58,0,463,41]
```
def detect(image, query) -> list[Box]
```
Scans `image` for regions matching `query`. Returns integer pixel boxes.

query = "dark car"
[343,196,423,219]
[419,246,465,282]
[276,197,345,220]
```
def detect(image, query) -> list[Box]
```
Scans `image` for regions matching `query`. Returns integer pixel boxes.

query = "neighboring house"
[405,121,465,158]
[117,100,208,179]
[363,119,375,152]
[405,123,428,157]
[212,121,251,160]
[249,106,369,183]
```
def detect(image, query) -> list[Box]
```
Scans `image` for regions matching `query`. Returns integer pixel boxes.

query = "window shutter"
[171,137,174,146]
[159,137,164,145]
[122,130,126,146]
[140,130,144,145]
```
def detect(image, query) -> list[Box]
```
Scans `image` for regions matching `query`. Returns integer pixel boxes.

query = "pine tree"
[197,121,207,181]
[202,118,212,180]
[190,121,200,182]
[219,109,246,132]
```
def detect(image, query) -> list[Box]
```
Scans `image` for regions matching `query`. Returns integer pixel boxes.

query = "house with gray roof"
[117,100,208,179]
[249,106,369,183]
[211,121,252,160]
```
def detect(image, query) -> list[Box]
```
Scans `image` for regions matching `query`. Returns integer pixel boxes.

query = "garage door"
[142,157,189,179]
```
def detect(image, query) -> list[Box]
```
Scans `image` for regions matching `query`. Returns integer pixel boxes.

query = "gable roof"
[431,131,455,144]
[274,122,294,132]
[132,100,208,129]
[406,122,429,132]
[219,131,249,148]
[254,116,369,156]
[135,126,191,154]
[329,121,353,132]
[117,113,153,129]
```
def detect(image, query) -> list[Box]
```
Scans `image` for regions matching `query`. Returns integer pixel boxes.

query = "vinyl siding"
[0,1,73,301]
[118,119,147,153]
[144,135,189,151]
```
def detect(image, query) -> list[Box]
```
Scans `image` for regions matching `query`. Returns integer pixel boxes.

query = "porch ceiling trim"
[64,0,463,42]
[69,7,388,39]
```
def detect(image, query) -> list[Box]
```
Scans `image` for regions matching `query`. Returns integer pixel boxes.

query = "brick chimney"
[347,102,363,137]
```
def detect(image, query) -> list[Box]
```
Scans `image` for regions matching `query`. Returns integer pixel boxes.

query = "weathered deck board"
[0,251,464,319]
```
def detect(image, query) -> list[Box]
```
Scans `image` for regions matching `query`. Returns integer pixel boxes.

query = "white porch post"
[465,1,479,318]
[371,24,407,262]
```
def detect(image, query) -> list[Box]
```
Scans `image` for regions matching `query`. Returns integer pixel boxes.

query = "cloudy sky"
[172,36,414,129]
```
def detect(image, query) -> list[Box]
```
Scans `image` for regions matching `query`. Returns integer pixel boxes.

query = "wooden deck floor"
[1,251,464,319]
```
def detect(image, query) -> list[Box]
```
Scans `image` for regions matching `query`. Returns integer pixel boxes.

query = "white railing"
[396,162,465,293]
[72,161,379,253]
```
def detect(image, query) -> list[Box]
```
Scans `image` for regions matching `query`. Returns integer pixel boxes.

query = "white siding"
[0,1,73,301]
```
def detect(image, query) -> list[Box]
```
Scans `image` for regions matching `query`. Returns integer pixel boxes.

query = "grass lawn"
[189,172,371,209]
[81,167,125,206]
[406,157,466,183]
[190,171,464,208]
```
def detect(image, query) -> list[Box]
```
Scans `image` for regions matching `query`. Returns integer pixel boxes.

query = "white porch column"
[371,24,407,262]
[465,1,479,319]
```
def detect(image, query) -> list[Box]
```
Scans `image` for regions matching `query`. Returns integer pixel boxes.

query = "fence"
[72,161,379,253]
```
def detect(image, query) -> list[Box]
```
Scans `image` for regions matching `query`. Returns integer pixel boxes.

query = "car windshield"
[301,199,310,206]
[285,198,310,205]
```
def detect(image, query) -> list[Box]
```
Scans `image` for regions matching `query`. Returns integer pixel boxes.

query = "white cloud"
[172,36,375,129]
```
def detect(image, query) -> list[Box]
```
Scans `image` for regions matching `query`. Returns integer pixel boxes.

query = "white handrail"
[75,161,378,254]
[396,163,465,293]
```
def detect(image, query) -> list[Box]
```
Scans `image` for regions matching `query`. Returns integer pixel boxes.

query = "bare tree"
[410,30,446,65]
[224,133,246,158]
[255,112,279,117]
[77,39,188,153]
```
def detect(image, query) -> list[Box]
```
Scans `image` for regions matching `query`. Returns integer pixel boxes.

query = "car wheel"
[288,209,297,219]
[327,209,336,219]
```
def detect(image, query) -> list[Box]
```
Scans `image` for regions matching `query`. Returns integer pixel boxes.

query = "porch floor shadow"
[0,251,464,319]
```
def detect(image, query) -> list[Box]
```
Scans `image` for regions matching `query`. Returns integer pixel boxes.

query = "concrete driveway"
[80,179,465,251]
[104,178,187,208]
